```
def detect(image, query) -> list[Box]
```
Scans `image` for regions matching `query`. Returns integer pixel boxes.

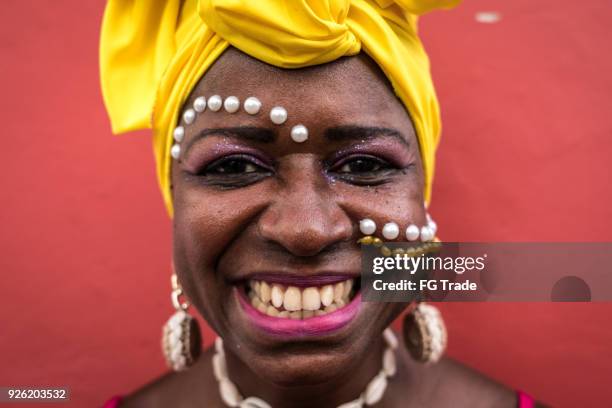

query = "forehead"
[187,48,413,131]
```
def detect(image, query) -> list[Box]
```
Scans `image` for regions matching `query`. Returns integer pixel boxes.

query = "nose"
[257,162,353,257]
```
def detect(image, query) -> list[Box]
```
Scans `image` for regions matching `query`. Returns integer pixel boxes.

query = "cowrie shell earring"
[402,302,447,364]
[161,273,202,371]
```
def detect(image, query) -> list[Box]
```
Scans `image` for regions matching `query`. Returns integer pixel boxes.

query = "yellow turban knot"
[100,0,460,217]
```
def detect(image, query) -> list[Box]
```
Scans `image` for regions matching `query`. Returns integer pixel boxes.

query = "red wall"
[1,1,611,407]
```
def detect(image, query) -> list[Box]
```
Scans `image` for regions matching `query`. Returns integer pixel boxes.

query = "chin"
[252,350,357,387]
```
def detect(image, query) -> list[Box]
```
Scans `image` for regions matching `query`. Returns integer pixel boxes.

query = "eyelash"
[191,153,404,188]
[328,154,402,186]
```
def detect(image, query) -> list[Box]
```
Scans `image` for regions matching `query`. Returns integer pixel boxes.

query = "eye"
[206,156,266,175]
[327,154,408,186]
[334,156,391,174]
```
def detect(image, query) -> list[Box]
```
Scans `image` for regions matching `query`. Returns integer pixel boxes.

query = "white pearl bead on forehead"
[193,96,206,113]
[171,95,311,161]
[223,96,240,113]
[243,97,262,115]
[269,106,287,125]
[290,124,308,143]
[207,95,222,111]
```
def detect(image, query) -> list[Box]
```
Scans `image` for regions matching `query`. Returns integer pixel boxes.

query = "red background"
[1,1,611,407]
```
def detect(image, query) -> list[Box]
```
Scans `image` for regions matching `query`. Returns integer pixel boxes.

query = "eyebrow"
[325,126,410,148]
[184,125,410,157]
[184,126,276,157]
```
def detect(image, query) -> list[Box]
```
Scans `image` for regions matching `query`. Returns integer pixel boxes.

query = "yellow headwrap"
[100,0,459,217]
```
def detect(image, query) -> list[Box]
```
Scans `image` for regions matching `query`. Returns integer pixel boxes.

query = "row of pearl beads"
[186,95,263,120]
[171,95,310,160]
[212,330,398,408]
[171,95,263,160]
[359,215,437,242]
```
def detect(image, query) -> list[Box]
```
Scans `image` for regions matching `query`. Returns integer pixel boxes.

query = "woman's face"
[171,48,426,385]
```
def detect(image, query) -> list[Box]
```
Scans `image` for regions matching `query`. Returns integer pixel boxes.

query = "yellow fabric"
[100,0,460,217]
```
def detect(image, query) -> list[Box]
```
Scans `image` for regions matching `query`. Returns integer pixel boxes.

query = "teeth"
[302,287,321,311]
[320,285,333,307]
[283,286,302,311]
[259,281,271,304]
[252,296,261,309]
[266,305,278,317]
[325,304,337,313]
[343,279,353,298]
[271,284,285,308]
[249,279,355,319]
[333,282,344,302]
[256,302,268,314]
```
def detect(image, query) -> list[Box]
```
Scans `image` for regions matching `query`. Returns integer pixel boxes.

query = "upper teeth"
[249,279,355,319]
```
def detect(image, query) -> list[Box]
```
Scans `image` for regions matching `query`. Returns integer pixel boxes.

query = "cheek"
[333,174,425,227]
[171,178,270,316]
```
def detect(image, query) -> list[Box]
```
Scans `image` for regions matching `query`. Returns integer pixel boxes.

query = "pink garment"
[517,391,536,408]
[103,391,536,407]
[102,396,122,408]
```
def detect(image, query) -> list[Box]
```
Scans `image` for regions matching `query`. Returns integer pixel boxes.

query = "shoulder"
[118,347,222,408]
[393,328,518,408]
[417,357,518,407]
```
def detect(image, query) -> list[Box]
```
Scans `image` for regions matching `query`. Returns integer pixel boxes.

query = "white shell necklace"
[212,328,398,408]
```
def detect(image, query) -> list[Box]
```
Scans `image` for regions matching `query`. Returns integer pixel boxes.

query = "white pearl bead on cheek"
[405,224,420,241]
[382,222,400,240]
[223,96,240,113]
[290,124,308,143]
[173,126,185,143]
[420,226,434,242]
[207,95,222,111]
[428,220,437,235]
[170,144,181,159]
[269,106,287,125]
[183,108,195,124]
[359,218,377,235]
[243,97,262,115]
[193,96,206,113]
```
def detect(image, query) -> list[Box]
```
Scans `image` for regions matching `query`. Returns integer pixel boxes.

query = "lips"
[235,275,362,337]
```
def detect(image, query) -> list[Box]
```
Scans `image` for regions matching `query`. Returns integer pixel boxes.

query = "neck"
[223,336,386,408]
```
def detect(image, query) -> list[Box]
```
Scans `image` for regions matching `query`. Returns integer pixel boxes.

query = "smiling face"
[171,48,426,387]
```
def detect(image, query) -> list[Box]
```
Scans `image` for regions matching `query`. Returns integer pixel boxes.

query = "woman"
[100,1,540,407]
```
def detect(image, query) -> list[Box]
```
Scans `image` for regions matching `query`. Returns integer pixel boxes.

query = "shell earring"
[402,302,447,364]
[161,273,202,371]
